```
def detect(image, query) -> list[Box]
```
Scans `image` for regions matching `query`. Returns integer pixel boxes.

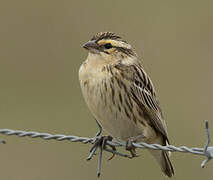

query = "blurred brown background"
[0,0,213,179]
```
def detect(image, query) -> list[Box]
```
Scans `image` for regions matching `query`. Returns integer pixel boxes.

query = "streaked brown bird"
[79,32,174,177]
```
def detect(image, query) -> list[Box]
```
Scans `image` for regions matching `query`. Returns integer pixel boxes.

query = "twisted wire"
[0,128,206,155]
[0,129,94,144]
[0,126,211,157]
[0,120,212,176]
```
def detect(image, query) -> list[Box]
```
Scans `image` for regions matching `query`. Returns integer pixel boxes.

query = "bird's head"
[83,32,137,61]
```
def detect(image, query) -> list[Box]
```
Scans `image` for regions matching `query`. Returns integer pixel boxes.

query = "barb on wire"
[0,120,212,177]
[201,121,213,168]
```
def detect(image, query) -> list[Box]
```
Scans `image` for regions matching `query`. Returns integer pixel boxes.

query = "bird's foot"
[126,135,145,158]
[87,135,114,160]
[87,135,117,177]
[126,137,138,158]
[87,120,130,177]
[87,120,117,161]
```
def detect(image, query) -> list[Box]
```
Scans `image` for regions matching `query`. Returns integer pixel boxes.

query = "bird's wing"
[114,63,169,143]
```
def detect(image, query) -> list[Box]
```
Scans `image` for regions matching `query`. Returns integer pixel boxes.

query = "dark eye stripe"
[104,43,113,49]
[97,42,135,56]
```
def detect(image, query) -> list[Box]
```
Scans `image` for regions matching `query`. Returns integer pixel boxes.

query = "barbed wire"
[0,120,212,177]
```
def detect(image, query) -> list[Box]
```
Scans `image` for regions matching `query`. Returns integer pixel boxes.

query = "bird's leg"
[87,120,103,160]
[87,120,132,177]
[87,119,120,162]
[88,135,114,160]
[87,134,114,177]
[126,134,145,158]
[87,120,116,161]
[94,119,103,139]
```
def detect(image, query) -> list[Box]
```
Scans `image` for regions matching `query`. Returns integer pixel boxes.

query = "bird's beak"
[83,40,99,50]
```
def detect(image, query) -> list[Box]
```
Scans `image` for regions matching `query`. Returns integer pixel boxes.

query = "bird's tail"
[149,149,174,177]
[148,136,174,177]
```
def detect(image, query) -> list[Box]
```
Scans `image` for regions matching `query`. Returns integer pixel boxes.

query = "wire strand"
[0,120,212,177]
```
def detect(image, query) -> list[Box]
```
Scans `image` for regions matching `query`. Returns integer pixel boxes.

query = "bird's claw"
[87,135,114,161]
[87,120,129,177]
[126,137,139,158]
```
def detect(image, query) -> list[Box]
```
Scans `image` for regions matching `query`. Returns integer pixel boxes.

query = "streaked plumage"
[79,32,174,177]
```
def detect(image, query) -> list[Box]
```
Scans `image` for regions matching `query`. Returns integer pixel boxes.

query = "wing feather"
[115,63,169,143]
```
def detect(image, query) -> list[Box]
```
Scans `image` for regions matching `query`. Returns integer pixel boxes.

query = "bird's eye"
[103,43,112,49]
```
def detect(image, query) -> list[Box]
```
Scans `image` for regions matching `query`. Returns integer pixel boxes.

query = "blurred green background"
[0,0,213,179]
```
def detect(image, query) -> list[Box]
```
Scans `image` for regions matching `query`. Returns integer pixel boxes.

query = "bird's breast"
[79,61,157,142]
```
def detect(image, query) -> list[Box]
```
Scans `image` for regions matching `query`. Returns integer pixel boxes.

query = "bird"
[79,32,174,177]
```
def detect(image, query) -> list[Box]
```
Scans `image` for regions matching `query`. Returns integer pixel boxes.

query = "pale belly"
[81,85,142,141]
[79,72,156,142]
